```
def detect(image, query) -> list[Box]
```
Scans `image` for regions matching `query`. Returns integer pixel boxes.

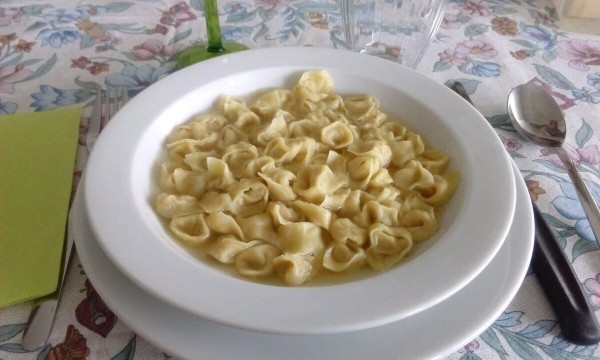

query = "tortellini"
[155,70,459,286]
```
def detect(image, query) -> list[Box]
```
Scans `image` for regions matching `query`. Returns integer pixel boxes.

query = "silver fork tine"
[121,88,129,108]
[107,88,117,122]
[86,87,103,151]
[105,87,128,125]
[86,87,129,150]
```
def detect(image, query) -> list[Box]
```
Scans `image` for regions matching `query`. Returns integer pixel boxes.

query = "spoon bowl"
[508,83,566,147]
[507,82,600,245]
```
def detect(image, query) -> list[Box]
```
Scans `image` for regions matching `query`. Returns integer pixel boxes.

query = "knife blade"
[451,81,600,345]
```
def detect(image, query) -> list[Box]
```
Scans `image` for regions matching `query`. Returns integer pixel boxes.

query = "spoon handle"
[555,146,600,244]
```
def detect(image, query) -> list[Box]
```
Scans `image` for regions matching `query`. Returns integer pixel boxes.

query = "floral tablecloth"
[1,0,600,359]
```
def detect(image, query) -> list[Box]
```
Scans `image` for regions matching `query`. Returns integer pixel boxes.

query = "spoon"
[508,82,600,246]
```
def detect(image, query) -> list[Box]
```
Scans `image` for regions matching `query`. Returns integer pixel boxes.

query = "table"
[1,0,599,358]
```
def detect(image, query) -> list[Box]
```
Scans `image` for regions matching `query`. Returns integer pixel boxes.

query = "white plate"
[84,47,516,334]
[73,163,532,360]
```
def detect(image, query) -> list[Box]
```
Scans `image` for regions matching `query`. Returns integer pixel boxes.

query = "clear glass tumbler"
[342,0,448,68]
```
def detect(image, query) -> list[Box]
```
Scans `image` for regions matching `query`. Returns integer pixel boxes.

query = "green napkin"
[0,107,81,308]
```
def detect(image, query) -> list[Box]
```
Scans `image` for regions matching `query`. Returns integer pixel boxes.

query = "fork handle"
[21,299,59,351]
[21,213,75,351]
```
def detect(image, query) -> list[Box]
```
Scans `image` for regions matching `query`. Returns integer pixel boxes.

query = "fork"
[86,87,130,151]
[21,87,130,351]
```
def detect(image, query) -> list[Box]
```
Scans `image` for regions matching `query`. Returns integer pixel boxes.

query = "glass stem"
[204,0,225,53]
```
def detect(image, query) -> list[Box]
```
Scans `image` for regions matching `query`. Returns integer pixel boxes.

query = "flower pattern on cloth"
[75,280,117,338]
[46,325,90,360]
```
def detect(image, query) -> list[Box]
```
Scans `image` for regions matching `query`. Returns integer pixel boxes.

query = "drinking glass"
[342,0,448,68]
[176,0,248,69]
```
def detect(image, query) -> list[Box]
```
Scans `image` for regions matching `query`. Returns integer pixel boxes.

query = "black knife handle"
[531,202,600,345]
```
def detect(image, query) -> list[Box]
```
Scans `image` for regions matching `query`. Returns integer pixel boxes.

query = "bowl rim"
[84,47,516,334]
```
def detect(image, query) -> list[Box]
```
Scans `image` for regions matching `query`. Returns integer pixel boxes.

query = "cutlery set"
[452,81,600,345]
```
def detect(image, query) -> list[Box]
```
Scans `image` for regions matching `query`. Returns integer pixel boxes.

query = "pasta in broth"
[155,70,459,286]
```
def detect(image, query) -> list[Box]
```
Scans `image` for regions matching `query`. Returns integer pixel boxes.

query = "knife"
[451,81,600,345]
